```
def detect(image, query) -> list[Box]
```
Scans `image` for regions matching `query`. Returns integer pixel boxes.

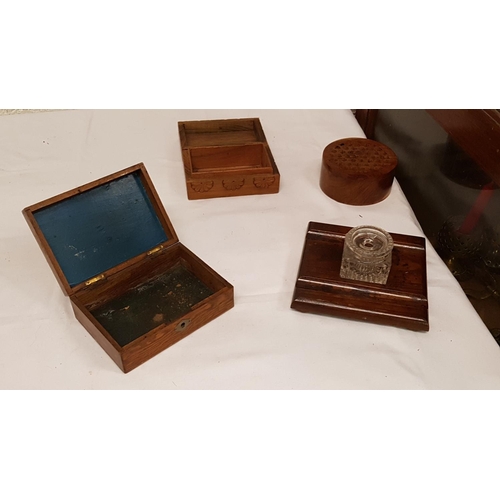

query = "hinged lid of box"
[23,163,178,295]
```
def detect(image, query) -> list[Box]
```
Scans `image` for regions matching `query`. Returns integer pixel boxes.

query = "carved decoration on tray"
[222,178,245,191]
[253,177,275,189]
[190,181,214,193]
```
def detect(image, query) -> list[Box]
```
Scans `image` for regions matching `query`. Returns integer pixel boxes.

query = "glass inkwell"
[340,225,394,285]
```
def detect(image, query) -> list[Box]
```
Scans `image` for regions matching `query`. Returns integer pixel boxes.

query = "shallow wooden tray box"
[178,117,280,199]
[23,163,234,372]
[291,222,429,331]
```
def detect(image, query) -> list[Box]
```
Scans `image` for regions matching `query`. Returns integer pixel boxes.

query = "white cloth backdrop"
[1,109,499,389]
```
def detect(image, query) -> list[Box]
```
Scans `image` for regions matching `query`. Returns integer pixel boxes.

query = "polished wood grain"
[320,138,397,206]
[178,117,280,200]
[354,109,378,139]
[426,109,500,187]
[356,109,500,186]
[291,222,429,331]
[23,164,234,372]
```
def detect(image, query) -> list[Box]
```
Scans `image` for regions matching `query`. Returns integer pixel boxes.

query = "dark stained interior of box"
[91,262,214,347]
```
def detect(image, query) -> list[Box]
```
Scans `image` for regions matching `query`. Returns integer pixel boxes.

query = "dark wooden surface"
[320,138,397,205]
[426,109,500,187]
[354,109,378,139]
[369,109,500,340]
[23,165,234,373]
[355,109,500,186]
[178,117,280,200]
[291,222,429,331]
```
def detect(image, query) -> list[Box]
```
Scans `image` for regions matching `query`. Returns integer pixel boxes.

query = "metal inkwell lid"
[340,225,394,284]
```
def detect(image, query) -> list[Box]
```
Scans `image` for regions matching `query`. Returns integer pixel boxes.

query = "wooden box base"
[72,243,234,372]
[23,163,234,373]
[291,222,429,331]
[179,118,280,200]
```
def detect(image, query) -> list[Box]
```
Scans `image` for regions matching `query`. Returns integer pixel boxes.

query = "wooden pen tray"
[291,222,429,331]
[178,118,280,199]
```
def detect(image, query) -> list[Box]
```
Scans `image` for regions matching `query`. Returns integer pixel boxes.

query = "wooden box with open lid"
[22,163,234,372]
[178,117,280,200]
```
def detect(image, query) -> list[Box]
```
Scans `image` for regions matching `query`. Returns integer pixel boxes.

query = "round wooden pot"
[320,138,397,205]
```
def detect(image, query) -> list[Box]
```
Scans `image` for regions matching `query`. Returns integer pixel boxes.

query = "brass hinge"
[85,274,105,286]
[147,245,163,256]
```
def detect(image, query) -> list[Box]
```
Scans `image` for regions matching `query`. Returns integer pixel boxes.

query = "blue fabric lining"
[34,172,168,287]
